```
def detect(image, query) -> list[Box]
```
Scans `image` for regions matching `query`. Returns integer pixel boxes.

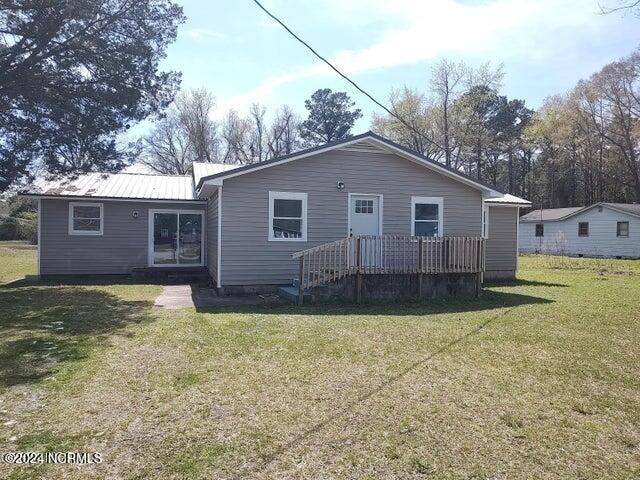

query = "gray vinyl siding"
[485,206,518,276]
[220,149,483,286]
[40,199,206,275]
[207,190,219,281]
[519,206,640,258]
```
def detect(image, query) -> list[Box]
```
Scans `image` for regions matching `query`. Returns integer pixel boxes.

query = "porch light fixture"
[337,181,345,191]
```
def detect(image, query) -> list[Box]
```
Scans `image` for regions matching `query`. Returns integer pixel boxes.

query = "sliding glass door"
[150,210,203,266]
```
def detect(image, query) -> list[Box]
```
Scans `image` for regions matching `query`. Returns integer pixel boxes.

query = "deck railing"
[292,235,485,303]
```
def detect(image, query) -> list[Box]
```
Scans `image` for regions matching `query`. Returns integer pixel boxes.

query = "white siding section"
[520,206,640,258]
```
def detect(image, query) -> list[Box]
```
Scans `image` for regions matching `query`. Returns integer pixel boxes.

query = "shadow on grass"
[484,278,569,288]
[195,289,553,316]
[0,284,153,389]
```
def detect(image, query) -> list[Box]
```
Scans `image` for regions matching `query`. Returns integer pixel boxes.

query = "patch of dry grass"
[0,249,639,479]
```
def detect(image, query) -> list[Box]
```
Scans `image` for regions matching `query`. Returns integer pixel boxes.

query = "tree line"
[139,87,362,174]
[373,52,640,208]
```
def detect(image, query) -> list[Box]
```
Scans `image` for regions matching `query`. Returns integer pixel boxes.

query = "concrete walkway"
[154,285,282,309]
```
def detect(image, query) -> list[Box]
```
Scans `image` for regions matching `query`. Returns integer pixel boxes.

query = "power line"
[249,0,442,152]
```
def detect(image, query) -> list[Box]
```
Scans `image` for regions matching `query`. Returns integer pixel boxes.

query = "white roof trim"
[199,133,497,195]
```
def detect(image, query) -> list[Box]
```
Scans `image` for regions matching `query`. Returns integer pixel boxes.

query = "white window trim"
[69,202,103,236]
[148,209,206,267]
[411,196,443,237]
[268,191,308,242]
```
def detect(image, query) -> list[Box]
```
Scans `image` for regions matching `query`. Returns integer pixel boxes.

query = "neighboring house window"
[411,196,443,237]
[69,202,103,235]
[268,191,307,241]
[578,222,589,237]
[617,221,629,237]
[535,224,544,237]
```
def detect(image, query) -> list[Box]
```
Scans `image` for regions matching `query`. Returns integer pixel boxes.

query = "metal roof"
[192,162,238,187]
[521,207,585,222]
[521,203,640,222]
[485,193,531,206]
[601,203,640,218]
[20,172,197,201]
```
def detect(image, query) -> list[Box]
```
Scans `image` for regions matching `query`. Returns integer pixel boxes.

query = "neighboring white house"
[520,203,640,258]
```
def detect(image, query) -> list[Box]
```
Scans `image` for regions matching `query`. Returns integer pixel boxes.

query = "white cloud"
[214,0,599,115]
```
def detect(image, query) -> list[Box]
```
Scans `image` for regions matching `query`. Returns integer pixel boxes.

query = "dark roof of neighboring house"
[521,203,640,222]
[520,207,584,222]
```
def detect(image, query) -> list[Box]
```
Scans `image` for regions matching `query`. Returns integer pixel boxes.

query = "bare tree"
[221,110,252,164]
[268,105,301,157]
[141,116,192,174]
[430,59,466,167]
[142,88,220,174]
[175,88,219,162]
[248,103,268,162]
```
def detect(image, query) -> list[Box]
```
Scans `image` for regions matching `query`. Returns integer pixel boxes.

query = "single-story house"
[20,131,530,297]
[519,203,640,258]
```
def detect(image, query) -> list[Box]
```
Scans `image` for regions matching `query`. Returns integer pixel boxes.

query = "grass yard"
[0,241,639,479]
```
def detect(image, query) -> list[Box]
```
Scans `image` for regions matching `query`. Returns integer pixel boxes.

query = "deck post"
[356,236,362,304]
[298,255,304,306]
[417,237,424,299]
[475,238,483,298]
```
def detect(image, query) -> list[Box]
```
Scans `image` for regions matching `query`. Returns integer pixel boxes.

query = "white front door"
[349,194,381,236]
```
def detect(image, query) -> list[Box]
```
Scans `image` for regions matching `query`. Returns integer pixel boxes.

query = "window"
[578,222,589,237]
[269,192,307,241]
[535,224,544,237]
[69,202,103,235]
[411,196,443,237]
[617,221,629,237]
[355,199,374,214]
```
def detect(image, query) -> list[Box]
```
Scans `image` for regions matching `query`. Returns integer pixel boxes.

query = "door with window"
[149,210,204,266]
[349,194,382,268]
[349,195,381,236]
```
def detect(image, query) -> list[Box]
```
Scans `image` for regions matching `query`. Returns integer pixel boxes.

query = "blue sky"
[150,0,639,132]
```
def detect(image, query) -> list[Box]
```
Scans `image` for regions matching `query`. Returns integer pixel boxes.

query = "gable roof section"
[485,193,531,206]
[521,202,640,222]
[196,131,527,203]
[520,207,584,222]
[601,202,640,218]
[20,172,198,201]
[192,162,238,187]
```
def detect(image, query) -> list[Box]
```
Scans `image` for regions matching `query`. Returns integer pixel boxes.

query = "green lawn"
[0,242,639,479]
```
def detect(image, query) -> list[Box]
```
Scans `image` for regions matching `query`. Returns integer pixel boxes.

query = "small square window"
[69,202,103,235]
[354,199,373,214]
[535,224,544,237]
[617,221,629,237]
[578,222,589,237]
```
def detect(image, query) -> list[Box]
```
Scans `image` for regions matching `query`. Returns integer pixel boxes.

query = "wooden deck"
[293,235,485,304]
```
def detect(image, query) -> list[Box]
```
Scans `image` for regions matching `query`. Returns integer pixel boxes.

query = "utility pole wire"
[249,0,443,154]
